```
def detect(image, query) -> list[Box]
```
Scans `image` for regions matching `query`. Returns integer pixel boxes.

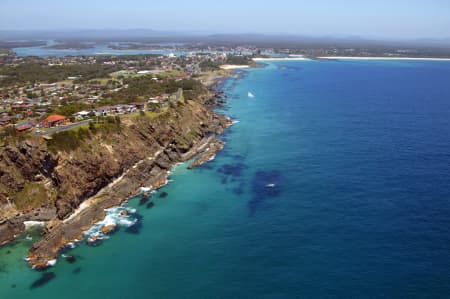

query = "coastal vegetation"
[226,55,252,65]
[199,59,220,71]
[0,95,229,267]
[14,182,57,210]
[0,62,120,86]
[0,42,234,267]
[51,103,91,116]
[46,115,124,152]
[101,75,206,105]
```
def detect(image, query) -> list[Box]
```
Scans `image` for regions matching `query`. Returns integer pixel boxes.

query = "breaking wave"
[83,206,138,242]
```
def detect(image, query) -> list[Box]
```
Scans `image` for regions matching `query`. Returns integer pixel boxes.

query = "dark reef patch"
[232,182,245,195]
[30,272,56,289]
[218,163,247,178]
[139,196,150,206]
[125,213,143,234]
[198,163,214,170]
[248,170,283,216]
[65,255,76,264]
[216,161,248,195]
[279,64,304,71]
[146,201,155,209]
[159,191,168,198]
[220,177,228,184]
[72,267,81,274]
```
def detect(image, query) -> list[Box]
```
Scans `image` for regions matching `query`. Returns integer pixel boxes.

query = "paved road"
[32,119,93,136]
[173,88,184,102]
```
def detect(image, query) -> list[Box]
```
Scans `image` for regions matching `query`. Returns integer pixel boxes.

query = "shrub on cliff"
[47,130,81,152]
[47,126,93,152]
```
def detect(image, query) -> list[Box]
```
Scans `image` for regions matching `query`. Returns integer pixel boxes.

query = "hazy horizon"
[1,0,450,40]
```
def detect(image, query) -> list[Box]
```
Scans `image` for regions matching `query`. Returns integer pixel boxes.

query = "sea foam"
[83,206,138,241]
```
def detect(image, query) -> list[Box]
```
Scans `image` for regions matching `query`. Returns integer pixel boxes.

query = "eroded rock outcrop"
[0,100,230,268]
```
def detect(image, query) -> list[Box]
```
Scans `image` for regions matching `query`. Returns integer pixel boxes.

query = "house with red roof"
[15,124,32,132]
[41,114,67,128]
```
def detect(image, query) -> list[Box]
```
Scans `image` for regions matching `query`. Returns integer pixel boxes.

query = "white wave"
[140,187,152,192]
[117,218,136,227]
[47,259,57,267]
[83,206,138,241]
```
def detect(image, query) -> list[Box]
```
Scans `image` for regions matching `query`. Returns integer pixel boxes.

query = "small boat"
[248,92,255,98]
[265,183,276,188]
[25,235,33,241]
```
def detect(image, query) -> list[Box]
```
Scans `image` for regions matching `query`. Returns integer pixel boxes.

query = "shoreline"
[0,66,238,270]
[27,134,229,269]
[220,64,250,70]
[24,80,235,269]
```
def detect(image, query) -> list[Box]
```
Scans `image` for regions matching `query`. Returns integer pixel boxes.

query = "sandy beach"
[220,65,250,69]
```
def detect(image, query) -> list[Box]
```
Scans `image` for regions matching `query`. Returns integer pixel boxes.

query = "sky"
[0,0,449,39]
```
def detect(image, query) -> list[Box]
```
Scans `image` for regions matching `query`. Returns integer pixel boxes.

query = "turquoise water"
[2,59,450,298]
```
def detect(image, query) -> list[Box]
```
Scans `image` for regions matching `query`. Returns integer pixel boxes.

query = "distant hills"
[1,29,450,50]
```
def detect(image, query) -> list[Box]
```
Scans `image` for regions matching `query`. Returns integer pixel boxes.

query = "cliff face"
[0,100,230,266]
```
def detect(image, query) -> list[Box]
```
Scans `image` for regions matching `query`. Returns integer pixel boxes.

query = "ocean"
[1,59,450,298]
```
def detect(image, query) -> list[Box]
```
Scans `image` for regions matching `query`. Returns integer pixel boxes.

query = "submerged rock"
[159,191,168,198]
[65,255,76,264]
[139,196,150,206]
[72,267,81,274]
[125,213,143,234]
[218,162,247,178]
[30,272,55,289]
[14,99,230,268]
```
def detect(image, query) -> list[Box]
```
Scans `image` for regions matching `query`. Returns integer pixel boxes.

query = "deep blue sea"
[2,59,450,298]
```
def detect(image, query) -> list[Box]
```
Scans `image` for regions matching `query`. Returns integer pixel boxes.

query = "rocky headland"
[0,99,232,268]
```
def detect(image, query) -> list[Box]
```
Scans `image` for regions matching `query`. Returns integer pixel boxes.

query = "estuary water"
[1,59,450,298]
[13,43,186,57]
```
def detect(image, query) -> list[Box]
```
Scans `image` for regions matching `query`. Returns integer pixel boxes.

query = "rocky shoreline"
[0,90,235,268]
[28,133,228,269]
